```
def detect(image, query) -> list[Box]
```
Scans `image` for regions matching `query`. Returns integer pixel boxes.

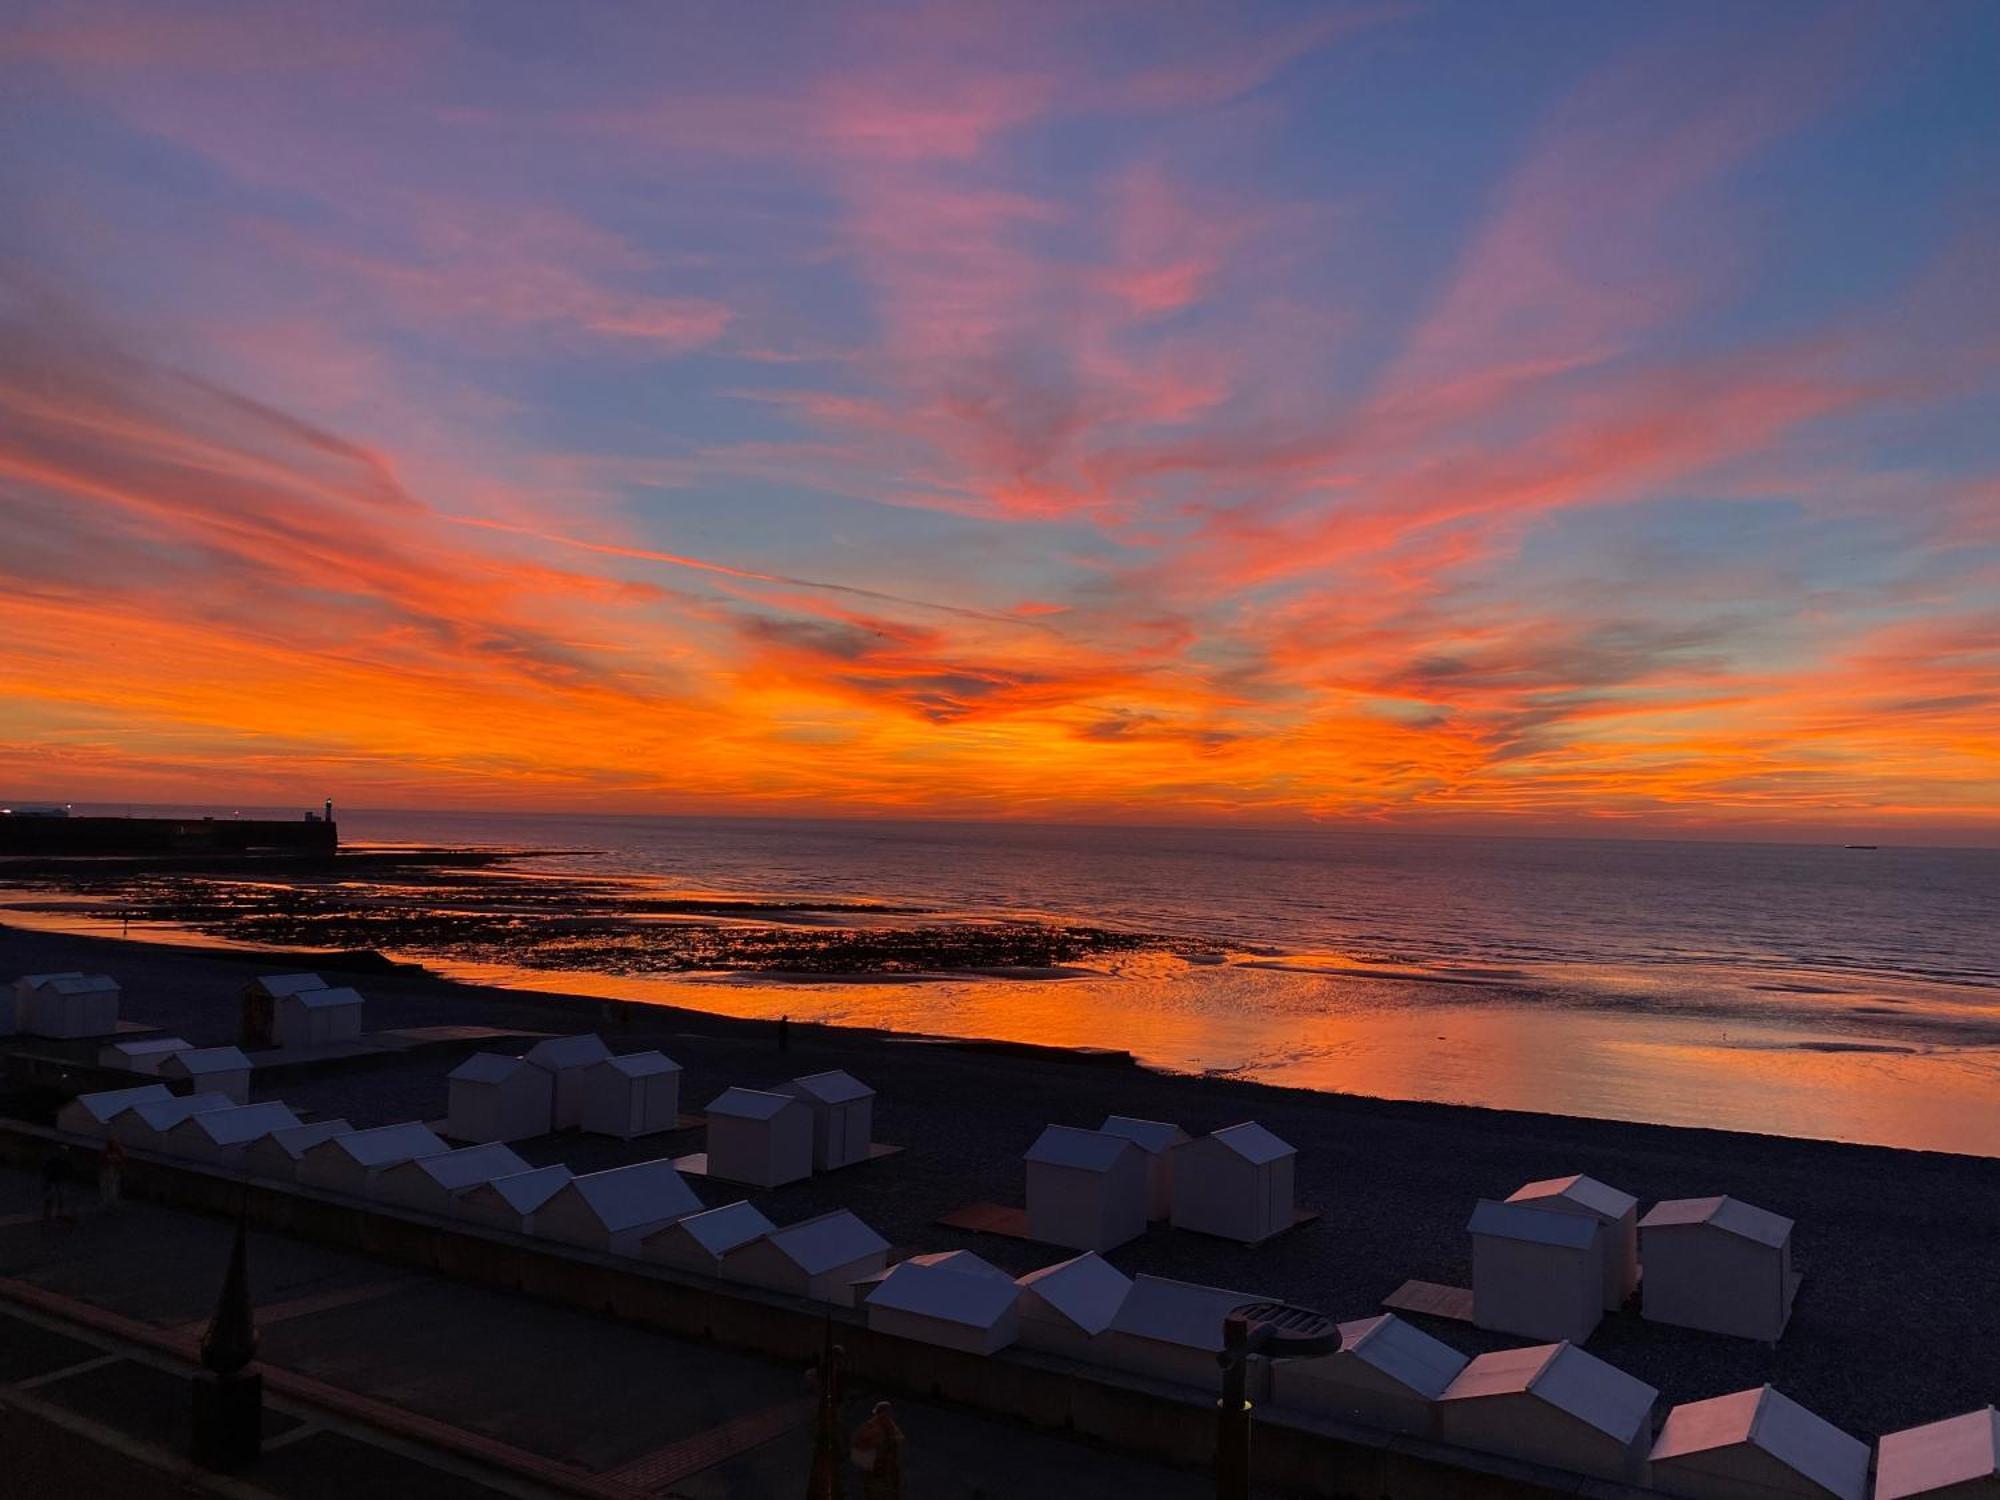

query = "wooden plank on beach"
[937,1201,1033,1239]
[1382,1279,1476,1323]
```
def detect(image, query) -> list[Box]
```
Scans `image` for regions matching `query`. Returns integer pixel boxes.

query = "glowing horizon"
[2,2,1996,838]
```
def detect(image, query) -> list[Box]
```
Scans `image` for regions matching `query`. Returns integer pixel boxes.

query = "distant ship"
[1844,844,1879,850]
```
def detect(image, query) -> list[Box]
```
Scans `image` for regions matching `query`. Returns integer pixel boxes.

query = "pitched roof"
[1441,1342,1657,1442]
[788,1070,873,1103]
[291,985,364,1009]
[656,1200,774,1256]
[1109,1275,1264,1352]
[762,1211,889,1275]
[1468,1197,1602,1250]
[1205,1121,1296,1165]
[450,1051,531,1084]
[162,1045,251,1076]
[1099,1117,1189,1154]
[1334,1314,1469,1399]
[1016,1252,1133,1335]
[249,973,326,998]
[68,1084,173,1124]
[409,1142,532,1193]
[707,1086,803,1121]
[868,1255,1019,1328]
[17,971,87,989]
[473,1164,573,1214]
[1507,1173,1638,1220]
[105,1037,192,1061]
[1652,1386,1870,1500]
[1640,1195,1793,1247]
[524,1034,612,1072]
[1876,1408,2000,1500]
[562,1161,702,1232]
[180,1102,302,1147]
[325,1122,448,1168]
[1025,1124,1137,1173]
[600,1051,681,1079]
[260,1119,352,1160]
[130,1093,235,1131]
[43,973,119,995]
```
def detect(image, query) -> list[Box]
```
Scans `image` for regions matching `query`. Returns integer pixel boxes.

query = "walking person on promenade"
[850,1400,905,1499]
[99,1136,126,1207]
[41,1146,77,1225]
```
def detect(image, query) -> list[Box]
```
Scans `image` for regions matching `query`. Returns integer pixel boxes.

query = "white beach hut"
[445,1053,554,1143]
[1024,1125,1149,1252]
[114,1092,235,1152]
[375,1142,532,1216]
[705,1087,814,1188]
[1875,1408,2000,1500]
[779,1070,875,1170]
[1437,1341,1658,1484]
[166,1102,303,1167]
[866,1251,1021,1355]
[239,972,325,1048]
[1097,1274,1270,1397]
[297,1122,449,1197]
[159,1045,254,1105]
[524,1034,613,1130]
[243,1118,353,1181]
[1507,1173,1640,1310]
[639,1200,775,1275]
[1014,1252,1133,1358]
[1469,1197,1605,1343]
[99,1037,193,1075]
[16,973,120,1038]
[534,1160,703,1255]
[1640,1196,1799,1342]
[1269,1313,1470,1439]
[56,1083,173,1139]
[1651,1385,1870,1500]
[273,986,365,1049]
[1169,1122,1297,1244]
[579,1051,682,1140]
[455,1164,574,1236]
[1100,1116,1189,1220]
[718,1210,889,1307]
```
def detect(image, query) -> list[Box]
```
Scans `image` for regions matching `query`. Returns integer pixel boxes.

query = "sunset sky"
[2,1,1996,837]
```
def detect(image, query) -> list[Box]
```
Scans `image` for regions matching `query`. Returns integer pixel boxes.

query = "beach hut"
[374,1142,532,1217]
[1014,1252,1133,1359]
[718,1210,889,1307]
[1469,1197,1605,1343]
[1269,1313,1470,1439]
[866,1251,1021,1355]
[1651,1385,1870,1500]
[1169,1122,1296,1244]
[243,1118,353,1181]
[159,1045,254,1105]
[114,1092,236,1152]
[297,1122,449,1198]
[1098,1274,1270,1397]
[779,1070,875,1170]
[16,973,120,1038]
[1507,1173,1640,1310]
[455,1164,573,1236]
[1875,1408,2000,1500]
[1100,1116,1189,1220]
[56,1084,173,1139]
[445,1053,554,1143]
[579,1051,682,1140]
[705,1087,814,1188]
[534,1160,703,1255]
[165,1102,302,1167]
[239,972,325,1048]
[98,1037,193,1075]
[272,986,365,1049]
[524,1034,614,1130]
[1640,1196,1799,1342]
[1024,1125,1149,1252]
[639,1200,775,1275]
[1437,1341,1658,1484]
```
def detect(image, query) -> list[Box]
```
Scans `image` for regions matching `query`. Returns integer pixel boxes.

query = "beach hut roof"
[131,1093,235,1131]
[788,1069,873,1103]
[48,973,118,994]
[1468,1197,1601,1249]
[163,1045,251,1076]
[1110,1275,1264,1352]
[765,1211,889,1275]
[1507,1173,1637,1219]
[1025,1124,1137,1173]
[525,1034,612,1071]
[568,1161,702,1232]
[1442,1342,1657,1441]
[449,1052,530,1084]
[412,1142,532,1192]
[1653,1386,1869,1499]
[1335,1314,1469,1399]
[1017,1252,1133,1335]
[478,1164,573,1214]
[1208,1121,1295,1164]
[184,1102,301,1146]
[68,1084,173,1124]
[601,1051,681,1079]
[292,986,364,1009]
[900,1250,1013,1282]
[264,1119,352,1159]
[707,1086,801,1121]
[869,1255,1019,1327]
[106,1037,192,1060]
[1640,1195,1793,1246]
[330,1122,448,1168]
[1877,1408,2000,1500]
[18,971,87,989]
[250,973,326,998]
[664,1201,774,1256]
[1099,1116,1189,1154]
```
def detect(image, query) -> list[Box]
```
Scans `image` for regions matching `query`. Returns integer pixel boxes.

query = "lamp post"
[192,1220,263,1471]
[805,1319,844,1500]
[1216,1301,1342,1500]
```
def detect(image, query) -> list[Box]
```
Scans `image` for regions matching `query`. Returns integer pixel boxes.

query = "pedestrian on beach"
[41,1147,77,1225]
[850,1400,904,1499]
[778,1014,791,1054]
[99,1137,126,1207]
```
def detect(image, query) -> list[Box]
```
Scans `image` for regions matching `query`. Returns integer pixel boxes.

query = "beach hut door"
[829,1106,850,1166]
